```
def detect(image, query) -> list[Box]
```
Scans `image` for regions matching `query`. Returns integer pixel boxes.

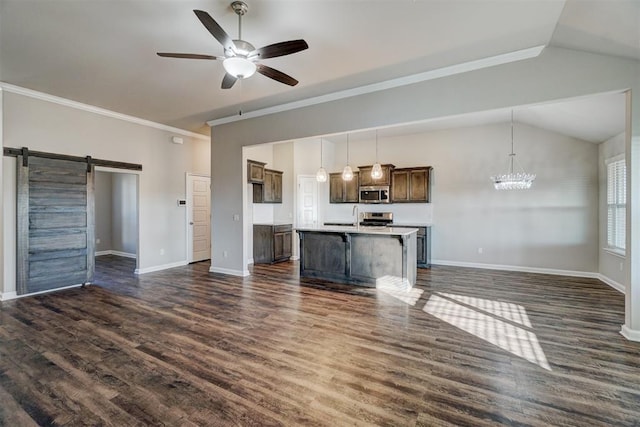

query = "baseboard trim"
[209,266,250,277]
[135,261,187,275]
[596,274,625,294]
[431,259,598,278]
[290,255,300,261]
[620,324,640,342]
[248,258,254,265]
[0,291,18,301]
[96,250,136,259]
[1,284,84,301]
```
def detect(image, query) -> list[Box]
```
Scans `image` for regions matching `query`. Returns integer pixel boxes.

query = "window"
[606,155,626,253]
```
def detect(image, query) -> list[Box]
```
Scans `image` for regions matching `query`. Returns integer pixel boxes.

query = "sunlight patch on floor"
[424,293,551,370]
[438,292,533,328]
[376,276,423,306]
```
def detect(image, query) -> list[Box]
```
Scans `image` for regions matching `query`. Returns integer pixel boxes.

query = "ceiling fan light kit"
[157,1,308,89]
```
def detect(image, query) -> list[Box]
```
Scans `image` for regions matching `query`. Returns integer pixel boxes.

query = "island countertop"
[295,225,418,236]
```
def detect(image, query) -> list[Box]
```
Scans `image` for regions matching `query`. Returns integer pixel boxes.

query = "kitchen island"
[295,226,417,287]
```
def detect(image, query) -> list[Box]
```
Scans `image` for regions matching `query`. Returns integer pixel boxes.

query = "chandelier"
[490,110,535,190]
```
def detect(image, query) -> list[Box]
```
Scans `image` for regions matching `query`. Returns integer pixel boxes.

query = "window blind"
[606,157,626,252]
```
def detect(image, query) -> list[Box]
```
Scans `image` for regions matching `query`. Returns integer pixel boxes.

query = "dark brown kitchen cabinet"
[247,159,283,204]
[358,164,394,186]
[329,172,359,203]
[262,169,282,203]
[253,224,292,264]
[391,167,432,203]
[247,160,266,183]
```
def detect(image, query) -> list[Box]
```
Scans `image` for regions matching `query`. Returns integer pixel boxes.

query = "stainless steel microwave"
[359,186,390,204]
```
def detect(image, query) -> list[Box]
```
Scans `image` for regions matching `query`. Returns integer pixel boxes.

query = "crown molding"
[207,45,546,127]
[0,83,209,141]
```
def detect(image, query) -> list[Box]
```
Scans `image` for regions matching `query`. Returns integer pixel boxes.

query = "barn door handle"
[190,222,194,225]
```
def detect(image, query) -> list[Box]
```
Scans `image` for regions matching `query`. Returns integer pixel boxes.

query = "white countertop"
[296,225,418,236]
[392,222,433,227]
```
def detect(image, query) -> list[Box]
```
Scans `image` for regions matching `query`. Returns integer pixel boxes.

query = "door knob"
[190,222,194,225]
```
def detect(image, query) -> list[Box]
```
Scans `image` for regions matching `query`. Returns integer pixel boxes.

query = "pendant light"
[371,129,383,180]
[342,134,353,181]
[316,138,327,182]
[490,110,536,190]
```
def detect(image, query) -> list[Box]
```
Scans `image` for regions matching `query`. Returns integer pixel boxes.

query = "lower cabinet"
[253,224,292,264]
[392,225,431,268]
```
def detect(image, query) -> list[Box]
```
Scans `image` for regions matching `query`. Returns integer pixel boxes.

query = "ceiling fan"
[157,1,308,89]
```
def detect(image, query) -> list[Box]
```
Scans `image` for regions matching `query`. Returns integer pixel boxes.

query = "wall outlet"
[223,250,228,258]
[478,247,483,254]
[160,248,165,255]
[96,238,101,244]
[233,214,240,221]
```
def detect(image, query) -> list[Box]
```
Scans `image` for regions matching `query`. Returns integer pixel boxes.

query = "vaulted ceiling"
[1,0,638,138]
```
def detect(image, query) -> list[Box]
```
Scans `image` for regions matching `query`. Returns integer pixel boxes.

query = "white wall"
[600,133,626,287]
[95,171,113,252]
[273,142,294,223]
[111,173,137,255]
[1,90,210,296]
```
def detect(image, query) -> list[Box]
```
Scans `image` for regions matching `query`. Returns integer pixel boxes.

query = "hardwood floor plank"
[1,256,640,425]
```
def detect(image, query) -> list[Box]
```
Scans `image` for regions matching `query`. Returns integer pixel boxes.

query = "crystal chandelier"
[490,110,535,190]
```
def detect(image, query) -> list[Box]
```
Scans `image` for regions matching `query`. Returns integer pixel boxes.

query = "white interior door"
[297,175,318,227]
[187,174,211,263]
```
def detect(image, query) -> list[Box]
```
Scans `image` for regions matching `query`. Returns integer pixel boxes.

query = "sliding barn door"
[17,155,95,295]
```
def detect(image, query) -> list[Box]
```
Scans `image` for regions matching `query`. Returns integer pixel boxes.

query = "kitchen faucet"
[352,205,359,227]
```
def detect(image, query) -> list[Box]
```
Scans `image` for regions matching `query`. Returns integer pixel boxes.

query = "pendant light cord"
[347,134,350,164]
[510,110,515,174]
[375,130,379,162]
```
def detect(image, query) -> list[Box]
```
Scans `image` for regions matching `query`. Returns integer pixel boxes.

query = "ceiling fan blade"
[193,9,236,52]
[256,64,299,86]
[157,52,219,60]
[249,39,309,60]
[221,73,237,89]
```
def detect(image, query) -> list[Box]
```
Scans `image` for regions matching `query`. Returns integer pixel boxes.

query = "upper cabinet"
[329,172,359,203]
[391,167,432,203]
[247,160,283,204]
[358,164,394,186]
[263,169,283,203]
[247,160,266,183]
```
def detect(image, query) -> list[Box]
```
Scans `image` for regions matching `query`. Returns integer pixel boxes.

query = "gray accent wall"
[2,90,210,297]
[209,48,639,319]
[95,171,113,252]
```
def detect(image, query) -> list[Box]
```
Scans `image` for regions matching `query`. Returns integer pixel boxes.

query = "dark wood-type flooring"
[1,255,639,426]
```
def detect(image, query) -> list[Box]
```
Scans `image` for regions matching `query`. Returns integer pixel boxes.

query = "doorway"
[297,175,319,228]
[94,169,139,272]
[187,173,211,263]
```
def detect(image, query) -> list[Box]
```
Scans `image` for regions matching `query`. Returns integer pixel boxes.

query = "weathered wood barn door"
[16,154,95,295]
[5,147,142,296]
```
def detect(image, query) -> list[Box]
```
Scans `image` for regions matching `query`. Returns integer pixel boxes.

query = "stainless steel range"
[359,212,393,227]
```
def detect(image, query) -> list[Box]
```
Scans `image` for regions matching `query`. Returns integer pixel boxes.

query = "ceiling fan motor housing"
[230,39,255,57]
[231,1,248,16]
